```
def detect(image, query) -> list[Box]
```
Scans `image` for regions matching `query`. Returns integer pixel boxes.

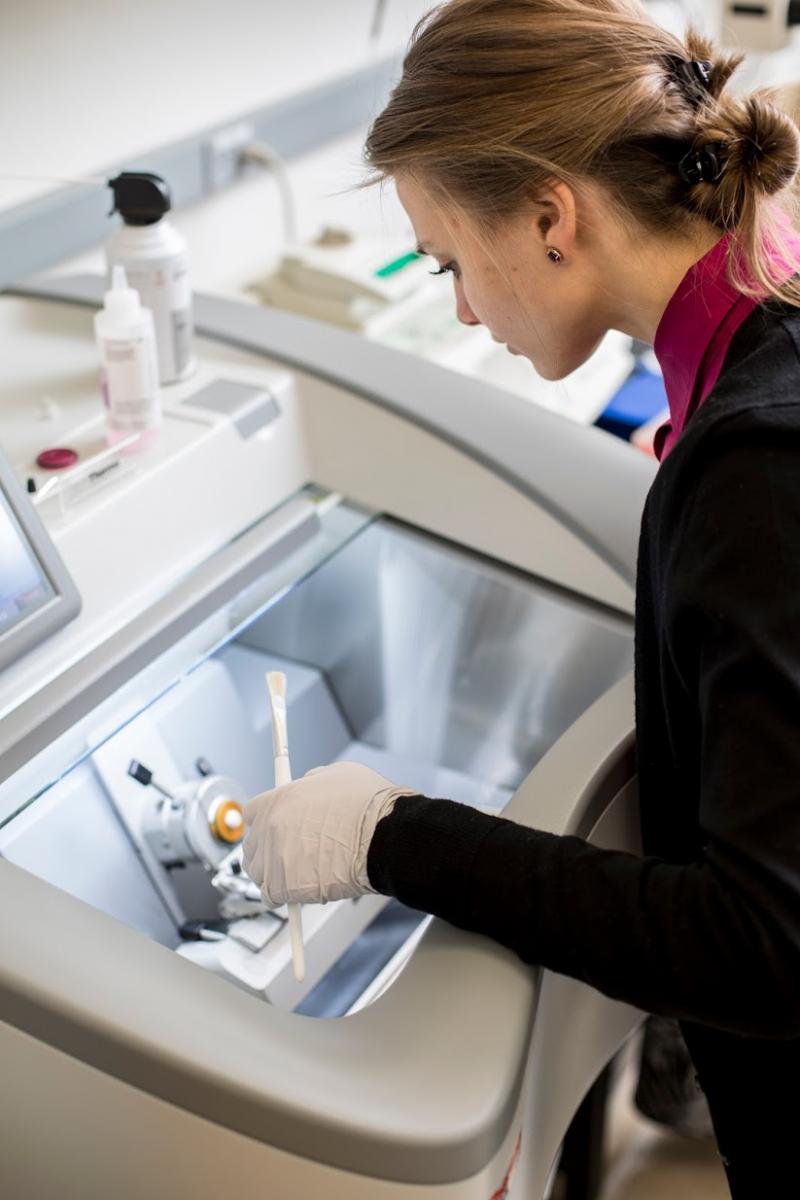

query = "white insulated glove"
[242,761,417,907]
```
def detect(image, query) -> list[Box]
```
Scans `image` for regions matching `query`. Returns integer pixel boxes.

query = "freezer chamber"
[0,503,631,992]
[0,495,639,1197]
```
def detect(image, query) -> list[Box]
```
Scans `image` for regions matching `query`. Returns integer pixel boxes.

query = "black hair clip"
[678,142,725,186]
[666,57,714,104]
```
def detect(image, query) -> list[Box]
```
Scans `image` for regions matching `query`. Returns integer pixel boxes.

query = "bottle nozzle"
[103,264,142,323]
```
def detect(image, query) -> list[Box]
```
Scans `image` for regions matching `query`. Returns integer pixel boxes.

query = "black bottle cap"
[108,172,171,226]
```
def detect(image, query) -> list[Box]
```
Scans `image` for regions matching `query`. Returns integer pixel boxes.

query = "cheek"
[496,270,547,332]
[459,259,514,321]
[534,313,607,379]
[472,284,521,336]
[528,292,591,346]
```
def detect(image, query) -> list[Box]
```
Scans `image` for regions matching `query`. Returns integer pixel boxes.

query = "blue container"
[596,364,667,441]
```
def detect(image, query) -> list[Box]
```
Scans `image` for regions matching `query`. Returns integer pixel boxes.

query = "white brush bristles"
[267,670,287,700]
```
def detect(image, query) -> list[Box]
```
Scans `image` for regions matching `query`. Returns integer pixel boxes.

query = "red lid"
[36,447,79,471]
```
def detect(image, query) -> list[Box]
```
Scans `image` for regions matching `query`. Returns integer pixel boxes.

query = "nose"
[454,279,481,327]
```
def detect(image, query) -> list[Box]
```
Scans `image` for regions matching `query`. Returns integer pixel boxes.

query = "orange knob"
[210,799,245,844]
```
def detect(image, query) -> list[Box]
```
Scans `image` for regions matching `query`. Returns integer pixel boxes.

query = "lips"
[491,334,520,355]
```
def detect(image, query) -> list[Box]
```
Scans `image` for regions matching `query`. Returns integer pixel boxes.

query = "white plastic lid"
[103,264,142,322]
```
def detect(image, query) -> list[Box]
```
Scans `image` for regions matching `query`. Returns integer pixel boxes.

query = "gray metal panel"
[15,276,657,590]
[0,674,636,1185]
[183,379,280,438]
[0,59,399,290]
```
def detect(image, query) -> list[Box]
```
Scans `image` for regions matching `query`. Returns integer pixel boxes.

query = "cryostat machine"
[0,276,655,1198]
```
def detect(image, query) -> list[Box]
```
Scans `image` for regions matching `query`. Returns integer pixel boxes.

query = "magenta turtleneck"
[653,218,800,461]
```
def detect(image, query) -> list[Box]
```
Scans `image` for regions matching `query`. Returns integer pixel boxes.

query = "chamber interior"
[0,515,632,1014]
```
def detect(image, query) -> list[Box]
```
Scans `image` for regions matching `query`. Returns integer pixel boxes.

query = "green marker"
[374,251,420,279]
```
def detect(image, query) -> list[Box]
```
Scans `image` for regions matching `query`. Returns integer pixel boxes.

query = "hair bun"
[689,90,800,227]
[719,93,800,197]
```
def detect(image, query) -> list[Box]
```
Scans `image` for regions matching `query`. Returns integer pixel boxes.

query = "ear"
[529,180,579,254]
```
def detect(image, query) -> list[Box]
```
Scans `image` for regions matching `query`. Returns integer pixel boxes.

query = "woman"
[243,1,800,1193]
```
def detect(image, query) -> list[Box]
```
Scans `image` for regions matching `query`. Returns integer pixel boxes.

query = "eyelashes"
[429,262,459,278]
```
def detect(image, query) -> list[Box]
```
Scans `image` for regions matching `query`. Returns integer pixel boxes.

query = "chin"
[529,356,577,382]
[532,338,605,382]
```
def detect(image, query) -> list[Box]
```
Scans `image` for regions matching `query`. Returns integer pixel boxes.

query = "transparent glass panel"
[0,492,373,828]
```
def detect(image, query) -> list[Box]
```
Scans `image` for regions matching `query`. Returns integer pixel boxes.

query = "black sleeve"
[368,414,800,1039]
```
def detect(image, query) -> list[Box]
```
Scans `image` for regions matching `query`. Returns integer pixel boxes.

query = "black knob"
[128,759,153,787]
[127,759,175,801]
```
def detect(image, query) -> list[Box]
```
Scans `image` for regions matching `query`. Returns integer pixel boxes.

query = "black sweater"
[368,299,800,1042]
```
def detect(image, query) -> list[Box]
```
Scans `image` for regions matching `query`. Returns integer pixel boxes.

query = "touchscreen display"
[0,489,55,636]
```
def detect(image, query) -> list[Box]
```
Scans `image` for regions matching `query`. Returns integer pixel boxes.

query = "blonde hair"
[365,0,800,307]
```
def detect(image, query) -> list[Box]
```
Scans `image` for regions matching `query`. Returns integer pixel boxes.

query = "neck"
[601,222,723,345]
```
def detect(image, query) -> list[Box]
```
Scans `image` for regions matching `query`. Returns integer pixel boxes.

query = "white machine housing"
[0,275,656,1199]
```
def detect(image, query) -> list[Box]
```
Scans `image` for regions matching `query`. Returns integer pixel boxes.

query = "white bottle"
[106,172,196,385]
[95,265,161,452]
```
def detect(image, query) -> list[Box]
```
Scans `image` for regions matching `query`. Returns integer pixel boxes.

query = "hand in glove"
[242,761,417,907]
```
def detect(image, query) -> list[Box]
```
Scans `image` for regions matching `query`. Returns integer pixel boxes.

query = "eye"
[430,261,460,279]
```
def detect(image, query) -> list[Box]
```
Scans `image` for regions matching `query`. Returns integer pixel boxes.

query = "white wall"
[53,127,413,296]
[2,0,797,298]
[0,0,434,293]
[0,0,432,211]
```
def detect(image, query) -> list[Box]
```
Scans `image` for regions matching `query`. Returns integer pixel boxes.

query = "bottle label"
[101,335,160,432]
[116,252,194,381]
[172,307,193,377]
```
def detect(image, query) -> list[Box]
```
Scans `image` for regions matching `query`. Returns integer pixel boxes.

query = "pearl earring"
[546,247,564,264]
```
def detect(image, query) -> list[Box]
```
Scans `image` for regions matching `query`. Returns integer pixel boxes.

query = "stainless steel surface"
[240,519,633,791]
[0,515,629,946]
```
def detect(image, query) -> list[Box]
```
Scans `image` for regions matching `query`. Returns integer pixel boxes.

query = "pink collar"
[653,216,800,461]
[653,232,756,461]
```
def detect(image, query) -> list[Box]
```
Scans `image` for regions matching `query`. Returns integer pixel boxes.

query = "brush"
[267,670,305,983]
